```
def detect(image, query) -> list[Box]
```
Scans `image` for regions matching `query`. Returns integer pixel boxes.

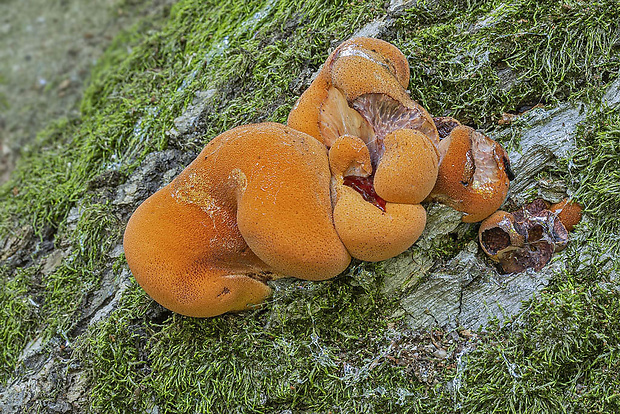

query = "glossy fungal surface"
[549,199,583,231]
[126,38,519,318]
[429,125,514,223]
[288,37,439,260]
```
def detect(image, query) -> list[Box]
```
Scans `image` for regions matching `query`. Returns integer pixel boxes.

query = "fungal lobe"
[126,37,522,318]
[288,37,439,261]
[430,125,513,223]
[124,123,351,317]
[328,133,426,262]
[549,199,583,232]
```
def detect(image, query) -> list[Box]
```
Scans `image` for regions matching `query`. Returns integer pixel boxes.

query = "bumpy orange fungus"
[124,123,351,317]
[125,38,521,318]
[287,37,439,260]
[327,134,427,261]
[549,199,583,231]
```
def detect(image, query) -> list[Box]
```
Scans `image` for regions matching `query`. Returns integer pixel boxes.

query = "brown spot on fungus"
[124,123,351,317]
[429,125,513,223]
[499,239,555,274]
[512,198,550,218]
[512,200,569,252]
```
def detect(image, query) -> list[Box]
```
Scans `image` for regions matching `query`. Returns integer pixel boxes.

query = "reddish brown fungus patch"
[479,199,572,274]
[342,175,386,212]
[480,227,511,255]
[512,198,549,220]
[500,239,555,273]
[433,116,461,139]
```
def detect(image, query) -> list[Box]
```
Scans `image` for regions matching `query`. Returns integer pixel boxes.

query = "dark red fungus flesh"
[480,227,511,256]
[343,175,387,212]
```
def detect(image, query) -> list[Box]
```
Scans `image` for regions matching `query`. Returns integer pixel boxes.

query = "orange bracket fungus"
[124,123,351,317]
[125,37,519,318]
[428,117,514,223]
[478,199,580,273]
[328,134,427,261]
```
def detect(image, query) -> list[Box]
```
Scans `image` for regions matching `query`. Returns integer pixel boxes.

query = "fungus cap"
[333,37,411,89]
[549,199,582,231]
[478,209,553,273]
[288,37,438,149]
[332,186,427,262]
[328,134,427,261]
[478,210,525,261]
[287,37,439,261]
[124,188,274,318]
[478,200,571,274]
[328,134,373,181]
[373,129,439,205]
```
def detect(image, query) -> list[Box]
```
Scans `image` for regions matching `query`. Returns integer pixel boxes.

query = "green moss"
[0,266,38,381]
[455,281,620,413]
[0,200,123,380]
[0,0,387,394]
[84,268,436,413]
[394,0,620,127]
[42,202,123,336]
[565,108,620,263]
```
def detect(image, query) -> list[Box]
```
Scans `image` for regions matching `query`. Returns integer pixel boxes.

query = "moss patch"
[394,0,620,127]
[459,282,620,413]
[0,265,38,380]
[84,269,434,412]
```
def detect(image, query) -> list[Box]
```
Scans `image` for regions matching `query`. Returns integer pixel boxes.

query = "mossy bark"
[1,0,619,412]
